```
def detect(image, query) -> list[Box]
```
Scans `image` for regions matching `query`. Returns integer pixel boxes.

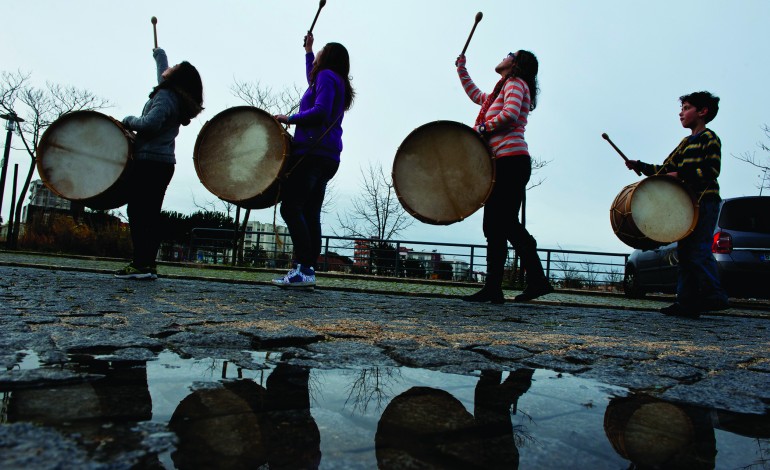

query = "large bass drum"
[392,121,494,225]
[37,111,134,210]
[194,106,291,209]
[610,175,699,250]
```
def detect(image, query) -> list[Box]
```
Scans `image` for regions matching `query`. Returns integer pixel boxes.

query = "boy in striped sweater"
[457,50,553,304]
[626,91,729,317]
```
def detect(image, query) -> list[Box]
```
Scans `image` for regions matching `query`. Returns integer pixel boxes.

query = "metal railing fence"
[182,229,630,289]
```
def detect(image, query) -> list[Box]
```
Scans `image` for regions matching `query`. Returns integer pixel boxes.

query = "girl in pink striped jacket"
[457,50,553,303]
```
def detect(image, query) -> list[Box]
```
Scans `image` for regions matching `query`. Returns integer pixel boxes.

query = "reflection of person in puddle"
[169,362,321,469]
[604,394,716,469]
[375,368,534,469]
[6,357,157,466]
[263,363,322,469]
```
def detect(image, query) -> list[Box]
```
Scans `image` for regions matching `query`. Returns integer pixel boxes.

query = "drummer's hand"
[625,160,640,171]
[455,54,466,68]
[274,114,289,124]
[667,171,679,179]
[304,32,314,53]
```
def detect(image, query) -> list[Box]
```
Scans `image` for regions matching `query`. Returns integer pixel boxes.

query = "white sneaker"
[272,264,316,288]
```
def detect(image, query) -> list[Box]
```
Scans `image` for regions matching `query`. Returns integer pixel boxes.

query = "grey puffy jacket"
[122,49,182,164]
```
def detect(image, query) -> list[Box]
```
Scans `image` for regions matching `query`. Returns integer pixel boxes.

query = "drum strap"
[272,112,344,249]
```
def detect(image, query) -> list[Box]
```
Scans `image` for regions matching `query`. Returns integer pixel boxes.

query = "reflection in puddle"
[1,350,768,469]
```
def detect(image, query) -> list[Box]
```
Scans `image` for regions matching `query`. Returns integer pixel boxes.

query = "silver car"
[623,196,770,299]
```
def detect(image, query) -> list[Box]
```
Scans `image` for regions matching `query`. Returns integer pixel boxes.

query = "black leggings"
[279,155,339,268]
[482,156,545,288]
[126,160,174,268]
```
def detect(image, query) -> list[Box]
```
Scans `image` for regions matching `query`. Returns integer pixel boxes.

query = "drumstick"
[151,16,158,48]
[461,12,483,56]
[304,0,327,46]
[602,132,642,176]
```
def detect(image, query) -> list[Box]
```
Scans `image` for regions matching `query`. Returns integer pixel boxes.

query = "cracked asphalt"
[1,253,769,417]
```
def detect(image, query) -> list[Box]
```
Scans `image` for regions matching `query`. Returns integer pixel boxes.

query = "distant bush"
[19,212,132,257]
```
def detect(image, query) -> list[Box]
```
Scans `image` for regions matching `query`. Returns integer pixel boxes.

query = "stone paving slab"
[1,263,768,416]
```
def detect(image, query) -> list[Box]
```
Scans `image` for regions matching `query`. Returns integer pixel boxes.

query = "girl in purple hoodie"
[272,32,355,289]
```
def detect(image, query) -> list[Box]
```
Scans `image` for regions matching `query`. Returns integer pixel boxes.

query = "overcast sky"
[2,0,768,254]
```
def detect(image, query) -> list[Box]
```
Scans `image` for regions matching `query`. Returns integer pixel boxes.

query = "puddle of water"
[1,350,768,469]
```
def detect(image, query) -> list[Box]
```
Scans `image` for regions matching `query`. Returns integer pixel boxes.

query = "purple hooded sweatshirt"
[287,52,346,161]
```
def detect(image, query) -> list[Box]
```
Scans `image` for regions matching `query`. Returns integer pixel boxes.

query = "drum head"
[393,121,494,225]
[194,107,288,209]
[37,111,130,202]
[630,177,697,244]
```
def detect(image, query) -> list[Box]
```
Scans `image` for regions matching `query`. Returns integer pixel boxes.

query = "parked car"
[623,196,770,299]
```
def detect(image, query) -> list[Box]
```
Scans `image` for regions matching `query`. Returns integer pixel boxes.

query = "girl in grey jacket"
[115,48,203,279]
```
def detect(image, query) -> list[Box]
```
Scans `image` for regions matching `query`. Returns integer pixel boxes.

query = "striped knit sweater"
[457,65,530,158]
[638,129,721,200]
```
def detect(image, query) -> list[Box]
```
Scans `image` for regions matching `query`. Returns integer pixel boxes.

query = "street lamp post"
[0,112,25,224]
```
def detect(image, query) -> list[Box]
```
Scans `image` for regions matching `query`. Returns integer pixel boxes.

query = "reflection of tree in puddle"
[4,355,158,466]
[375,368,534,469]
[344,367,402,414]
[169,361,321,469]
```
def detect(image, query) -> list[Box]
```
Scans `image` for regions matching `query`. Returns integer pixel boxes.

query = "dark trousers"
[279,155,339,268]
[482,156,546,289]
[677,196,728,307]
[126,160,174,268]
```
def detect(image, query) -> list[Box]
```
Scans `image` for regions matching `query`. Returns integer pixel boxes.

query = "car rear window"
[718,198,770,233]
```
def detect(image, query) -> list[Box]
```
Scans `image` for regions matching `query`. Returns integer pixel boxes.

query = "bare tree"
[0,71,110,247]
[604,266,623,292]
[733,124,770,195]
[335,161,414,241]
[528,155,552,190]
[230,79,302,115]
[344,367,400,415]
[552,247,584,288]
[580,260,600,289]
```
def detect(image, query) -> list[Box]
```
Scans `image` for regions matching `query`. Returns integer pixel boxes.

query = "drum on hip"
[194,106,291,209]
[610,175,699,250]
[37,111,134,210]
[393,121,494,225]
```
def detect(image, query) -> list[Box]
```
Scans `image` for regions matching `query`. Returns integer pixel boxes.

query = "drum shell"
[393,120,495,225]
[610,175,699,250]
[36,111,134,210]
[604,396,698,467]
[194,106,291,210]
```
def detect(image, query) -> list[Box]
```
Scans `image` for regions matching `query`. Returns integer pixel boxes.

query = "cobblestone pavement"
[1,254,769,417]
[3,251,769,316]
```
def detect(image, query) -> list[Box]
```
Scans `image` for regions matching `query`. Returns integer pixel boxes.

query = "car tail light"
[712,231,732,254]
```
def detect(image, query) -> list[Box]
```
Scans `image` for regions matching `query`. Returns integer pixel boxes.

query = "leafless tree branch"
[334,161,414,241]
[732,124,770,193]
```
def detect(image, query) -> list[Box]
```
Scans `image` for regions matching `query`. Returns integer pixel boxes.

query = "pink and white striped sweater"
[458,65,531,158]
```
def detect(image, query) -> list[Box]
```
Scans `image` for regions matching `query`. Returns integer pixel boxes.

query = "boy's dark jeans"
[126,160,174,268]
[280,155,339,268]
[677,196,728,308]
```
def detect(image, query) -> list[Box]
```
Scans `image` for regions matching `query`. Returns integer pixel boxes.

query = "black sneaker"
[660,303,699,318]
[462,289,505,304]
[114,264,155,280]
[514,282,554,302]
